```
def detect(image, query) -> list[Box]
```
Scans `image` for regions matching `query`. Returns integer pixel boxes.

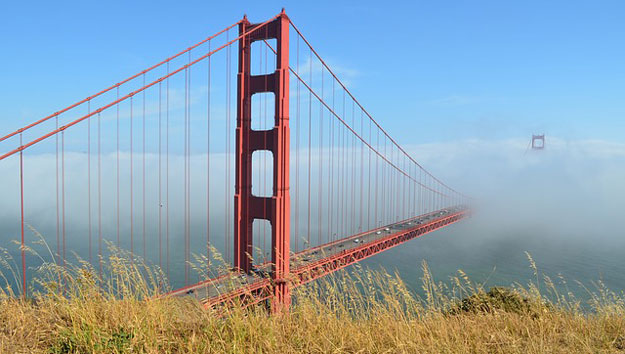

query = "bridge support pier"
[234,11,291,311]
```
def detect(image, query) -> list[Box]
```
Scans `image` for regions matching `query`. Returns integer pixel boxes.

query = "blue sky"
[1,0,624,144]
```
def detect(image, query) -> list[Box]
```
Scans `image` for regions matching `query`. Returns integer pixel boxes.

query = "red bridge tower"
[234,11,291,310]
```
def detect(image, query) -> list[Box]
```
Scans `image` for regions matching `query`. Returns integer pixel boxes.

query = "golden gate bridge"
[0,10,469,311]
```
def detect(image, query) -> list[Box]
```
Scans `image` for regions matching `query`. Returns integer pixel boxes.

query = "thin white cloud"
[426,95,483,106]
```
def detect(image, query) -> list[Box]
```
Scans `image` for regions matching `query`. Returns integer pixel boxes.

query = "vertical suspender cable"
[413,164,417,216]
[206,40,211,273]
[374,129,378,228]
[158,82,162,270]
[317,68,323,247]
[352,98,356,234]
[429,175,433,213]
[61,131,66,271]
[387,145,392,222]
[391,146,395,221]
[419,167,422,216]
[186,51,192,282]
[367,116,371,230]
[130,96,134,263]
[413,164,416,217]
[402,154,405,220]
[406,159,410,219]
[342,92,347,236]
[392,147,396,220]
[306,45,312,249]
[116,88,120,247]
[87,101,92,264]
[166,62,170,279]
[142,74,146,260]
[341,92,345,236]
[98,112,102,278]
[381,137,386,225]
[414,164,418,217]
[389,145,393,222]
[396,148,399,220]
[399,150,403,220]
[19,133,26,298]
[339,87,344,238]
[359,107,363,232]
[345,98,349,235]
[338,84,342,238]
[56,116,60,263]
[349,94,354,234]
[184,65,189,285]
[408,160,412,218]
[327,75,332,243]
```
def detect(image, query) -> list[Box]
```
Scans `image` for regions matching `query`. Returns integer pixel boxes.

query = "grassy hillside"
[1,247,624,353]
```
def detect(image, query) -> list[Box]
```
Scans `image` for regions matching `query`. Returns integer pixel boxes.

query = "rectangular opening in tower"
[252,150,274,198]
[250,39,277,76]
[251,92,275,131]
[252,218,272,266]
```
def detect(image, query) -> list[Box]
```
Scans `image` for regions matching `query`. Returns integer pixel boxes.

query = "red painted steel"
[192,209,468,309]
[293,211,468,285]
[234,10,291,310]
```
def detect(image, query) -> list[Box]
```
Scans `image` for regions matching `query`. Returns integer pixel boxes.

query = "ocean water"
[361,214,625,301]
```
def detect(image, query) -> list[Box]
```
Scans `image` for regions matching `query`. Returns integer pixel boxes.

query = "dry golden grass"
[0,243,624,353]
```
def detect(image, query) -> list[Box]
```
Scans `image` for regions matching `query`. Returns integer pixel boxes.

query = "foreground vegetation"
[1,243,624,353]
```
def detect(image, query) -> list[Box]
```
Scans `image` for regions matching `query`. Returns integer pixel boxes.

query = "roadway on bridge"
[170,206,466,303]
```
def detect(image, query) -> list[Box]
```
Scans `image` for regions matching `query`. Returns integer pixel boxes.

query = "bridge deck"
[167,206,468,307]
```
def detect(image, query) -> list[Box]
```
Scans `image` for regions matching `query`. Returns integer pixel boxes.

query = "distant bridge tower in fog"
[531,134,545,150]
